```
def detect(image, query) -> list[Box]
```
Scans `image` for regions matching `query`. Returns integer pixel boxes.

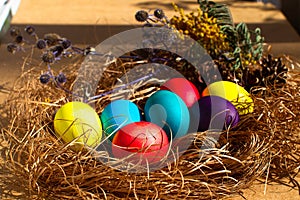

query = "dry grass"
[0,54,299,199]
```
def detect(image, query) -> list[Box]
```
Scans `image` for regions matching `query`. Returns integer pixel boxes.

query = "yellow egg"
[54,102,102,150]
[202,81,254,115]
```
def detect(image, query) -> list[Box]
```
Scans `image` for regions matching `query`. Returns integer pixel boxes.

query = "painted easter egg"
[112,121,169,164]
[189,96,240,132]
[100,99,141,140]
[54,101,102,150]
[202,81,254,115]
[144,90,190,140]
[160,77,200,107]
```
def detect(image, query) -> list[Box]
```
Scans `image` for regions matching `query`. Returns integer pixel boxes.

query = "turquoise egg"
[144,90,190,140]
[100,99,141,140]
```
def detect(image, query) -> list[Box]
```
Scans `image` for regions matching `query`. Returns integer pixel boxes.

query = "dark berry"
[42,52,55,63]
[40,73,51,84]
[135,10,149,22]
[61,39,71,49]
[56,73,67,84]
[44,33,61,46]
[50,45,64,57]
[15,35,23,44]
[7,43,18,54]
[9,27,20,37]
[36,39,47,49]
[154,9,164,19]
[25,25,35,35]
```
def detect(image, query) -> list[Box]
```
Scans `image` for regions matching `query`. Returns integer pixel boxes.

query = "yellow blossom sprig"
[170,3,232,58]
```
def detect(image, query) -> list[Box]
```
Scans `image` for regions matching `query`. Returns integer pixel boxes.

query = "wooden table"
[8,0,300,57]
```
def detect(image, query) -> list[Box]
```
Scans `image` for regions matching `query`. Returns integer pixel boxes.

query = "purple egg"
[189,96,240,132]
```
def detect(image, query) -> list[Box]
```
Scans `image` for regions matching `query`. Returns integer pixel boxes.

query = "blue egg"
[144,90,190,140]
[100,99,141,140]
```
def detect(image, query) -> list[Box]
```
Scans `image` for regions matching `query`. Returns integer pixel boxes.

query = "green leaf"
[198,0,234,26]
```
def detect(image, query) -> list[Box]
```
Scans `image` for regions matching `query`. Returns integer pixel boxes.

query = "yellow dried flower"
[172,2,179,12]
[169,4,232,57]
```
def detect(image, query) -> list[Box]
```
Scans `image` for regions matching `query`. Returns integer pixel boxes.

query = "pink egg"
[112,121,169,164]
[160,78,200,107]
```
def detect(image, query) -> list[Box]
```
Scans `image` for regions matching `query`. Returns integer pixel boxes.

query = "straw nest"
[0,53,299,200]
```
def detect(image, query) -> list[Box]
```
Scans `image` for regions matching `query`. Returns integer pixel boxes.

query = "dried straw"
[0,54,299,199]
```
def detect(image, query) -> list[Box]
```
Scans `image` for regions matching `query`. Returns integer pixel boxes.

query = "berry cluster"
[6,25,175,102]
[135,9,167,25]
[39,72,67,85]
[7,26,37,53]
[6,26,97,88]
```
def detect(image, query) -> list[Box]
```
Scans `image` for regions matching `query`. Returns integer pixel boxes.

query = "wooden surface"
[8,0,299,25]
[4,0,300,53]
[0,0,300,199]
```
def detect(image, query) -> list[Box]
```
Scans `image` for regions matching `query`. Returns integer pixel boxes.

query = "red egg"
[160,78,200,107]
[112,121,169,165]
